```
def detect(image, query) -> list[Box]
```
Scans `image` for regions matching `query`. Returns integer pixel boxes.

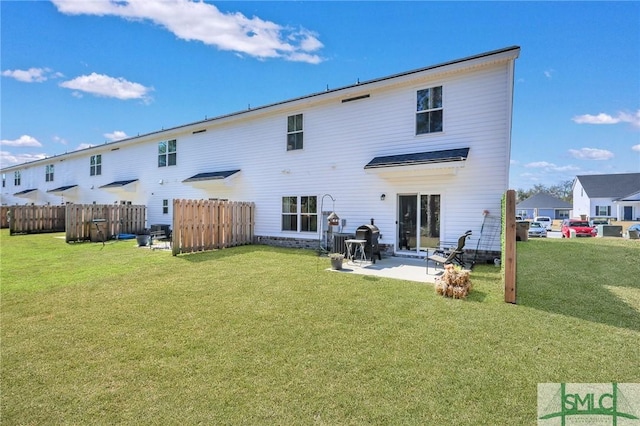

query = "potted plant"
[329,253,344,270]
[136,228,151,247]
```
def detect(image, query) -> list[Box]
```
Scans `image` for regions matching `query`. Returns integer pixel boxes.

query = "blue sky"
[1,1,639,190]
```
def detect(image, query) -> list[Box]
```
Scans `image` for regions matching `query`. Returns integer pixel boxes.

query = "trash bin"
[516,220,529,241]
[629,230,639,240]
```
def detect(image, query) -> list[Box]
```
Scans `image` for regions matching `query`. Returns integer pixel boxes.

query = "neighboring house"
[516,192,572,220]
[0,46,520,258]
[573,173,640,221]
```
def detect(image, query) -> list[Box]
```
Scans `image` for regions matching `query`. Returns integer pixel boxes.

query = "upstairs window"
[2,173,5,188]
[163,199,169,214]
[287,114,303,151]
[90,154,102,176]
[282,195,317,232]
[416,86,443,134]
[14,170,21,186]
[158,139,177,167]
[45,164,54,182]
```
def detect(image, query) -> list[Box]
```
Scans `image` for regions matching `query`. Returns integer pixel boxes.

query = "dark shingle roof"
[13,188,37,196]
[47,185,77,193]
[183,170,241,182]
[516,192,571,209]
[364,148,469,169]
[99,179,138,188]
[576,173,640,198]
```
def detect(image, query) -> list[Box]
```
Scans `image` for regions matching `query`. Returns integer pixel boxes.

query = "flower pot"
[136,235,151,246]
[330,257,343,270]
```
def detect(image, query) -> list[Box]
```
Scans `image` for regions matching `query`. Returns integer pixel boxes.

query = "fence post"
[504,189,517,304]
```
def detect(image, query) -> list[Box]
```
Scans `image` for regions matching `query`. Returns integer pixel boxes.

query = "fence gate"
[172,199,255,255]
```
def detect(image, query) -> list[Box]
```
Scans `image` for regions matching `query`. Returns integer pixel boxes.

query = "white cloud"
[75,143,95,151]
[568,148,614,160]
[0,151,47,168]
[53,136,68,146]
[543,69,555,79]
[0,135,43,147]
[572,109,640,128]
[59,73,153,102]
[632,144,640,152]
[524,161,579,172]
[104,131,128,141]
[51,0,324,64]
[1,67,61,83]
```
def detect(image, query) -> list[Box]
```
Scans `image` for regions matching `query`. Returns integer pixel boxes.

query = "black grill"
[355,219,382,263]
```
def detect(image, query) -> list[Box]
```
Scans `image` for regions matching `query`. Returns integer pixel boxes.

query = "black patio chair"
[426,230,472,273]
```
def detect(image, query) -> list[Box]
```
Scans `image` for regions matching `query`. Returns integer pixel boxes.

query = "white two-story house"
[573,173,640,221]
[1,46,520,258]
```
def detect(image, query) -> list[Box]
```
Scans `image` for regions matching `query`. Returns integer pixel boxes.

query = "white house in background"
[0,46,520,258]
[573,173,640,221]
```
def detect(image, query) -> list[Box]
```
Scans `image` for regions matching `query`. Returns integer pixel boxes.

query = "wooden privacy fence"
[1,206,9,228]
[172,199,255,255]
[8,205,66,234]
[65,204,146,242]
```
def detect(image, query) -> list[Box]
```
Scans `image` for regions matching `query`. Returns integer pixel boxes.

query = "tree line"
[515,180,573,203]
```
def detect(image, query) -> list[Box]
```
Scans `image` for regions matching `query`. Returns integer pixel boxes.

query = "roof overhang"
[182,169,241,187]
[364,148,469,178]
[13,188,38,198]
[99,179,138,193]
[47,185,78,195]
[614,190,640,202]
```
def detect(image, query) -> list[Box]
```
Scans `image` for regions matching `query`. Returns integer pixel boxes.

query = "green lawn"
[1,230,639,424]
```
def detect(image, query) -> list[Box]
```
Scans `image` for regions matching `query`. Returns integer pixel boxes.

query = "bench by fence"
[172,199,254,255]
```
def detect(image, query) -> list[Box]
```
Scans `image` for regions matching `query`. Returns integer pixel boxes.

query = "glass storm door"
[397,194,440,253]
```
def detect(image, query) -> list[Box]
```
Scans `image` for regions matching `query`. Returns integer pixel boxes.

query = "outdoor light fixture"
[380,194,386,201]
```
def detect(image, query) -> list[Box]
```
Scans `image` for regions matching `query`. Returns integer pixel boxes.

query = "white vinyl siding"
[0,47,519,253]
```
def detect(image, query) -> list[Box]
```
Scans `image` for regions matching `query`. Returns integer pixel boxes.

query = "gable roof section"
[364,148,470,169]
[576,173,640,199]
[516,192,571,209]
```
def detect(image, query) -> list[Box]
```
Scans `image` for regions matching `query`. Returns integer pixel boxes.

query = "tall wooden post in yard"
[504,190,517,303]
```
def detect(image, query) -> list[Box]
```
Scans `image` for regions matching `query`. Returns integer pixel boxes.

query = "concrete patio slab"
[327,256,444,283]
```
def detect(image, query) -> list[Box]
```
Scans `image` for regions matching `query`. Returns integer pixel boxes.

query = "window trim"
[90,154,102,176]
[45,164,54,182]
[162,199,169,215]
[416,86,443,135]
[286,114,304,151]
[14,170,21,186]
[281,195,317,233]
[158,139,177,167]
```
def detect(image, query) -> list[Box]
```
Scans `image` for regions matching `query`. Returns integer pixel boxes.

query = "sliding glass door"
[398,194,440,253]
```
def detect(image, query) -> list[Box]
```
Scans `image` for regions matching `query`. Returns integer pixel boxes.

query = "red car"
[561,219,597,238]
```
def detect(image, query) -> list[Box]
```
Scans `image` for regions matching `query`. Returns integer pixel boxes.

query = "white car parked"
[534,216,552,230]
